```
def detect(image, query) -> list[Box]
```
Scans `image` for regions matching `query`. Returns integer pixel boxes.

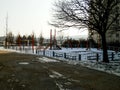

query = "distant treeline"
[61,38,98,48]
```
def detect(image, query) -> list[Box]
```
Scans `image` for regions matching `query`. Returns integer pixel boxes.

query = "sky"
[0,0,88,38]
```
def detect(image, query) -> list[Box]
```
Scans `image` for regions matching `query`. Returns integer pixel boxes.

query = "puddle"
[18,62,29,65]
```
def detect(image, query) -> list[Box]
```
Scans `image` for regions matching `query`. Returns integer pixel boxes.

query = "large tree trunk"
[101,33,109,63]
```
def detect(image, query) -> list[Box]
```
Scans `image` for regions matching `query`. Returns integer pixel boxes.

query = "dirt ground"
[0,50,120,90]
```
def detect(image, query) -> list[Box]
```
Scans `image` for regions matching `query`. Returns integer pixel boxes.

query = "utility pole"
[5,13,8,48]
[54,29,56,45]
[50,29,52,50]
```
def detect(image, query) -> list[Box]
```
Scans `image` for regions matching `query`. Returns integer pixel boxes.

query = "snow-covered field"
[0,46,120,76]
[37,48,120,61]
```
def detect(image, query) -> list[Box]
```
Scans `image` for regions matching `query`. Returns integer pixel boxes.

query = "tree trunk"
[101,33,109,63]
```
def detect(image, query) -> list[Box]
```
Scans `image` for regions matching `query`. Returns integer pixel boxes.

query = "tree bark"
[101,33,109,63]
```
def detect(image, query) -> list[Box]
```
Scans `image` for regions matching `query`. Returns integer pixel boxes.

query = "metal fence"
[8,46,120,61]
[36,50,120,62]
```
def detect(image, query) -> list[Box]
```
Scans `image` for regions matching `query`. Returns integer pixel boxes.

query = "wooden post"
[64,53,66,58]
[43,50,45,56]
[53,51,55,57]
[79,54,81,61]
[96,53,99,62]
[112,52,114,61]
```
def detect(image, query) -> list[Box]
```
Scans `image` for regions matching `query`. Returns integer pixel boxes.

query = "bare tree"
[51,0,120,62]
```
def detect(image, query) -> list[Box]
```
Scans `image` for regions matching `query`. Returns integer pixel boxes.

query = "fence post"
[43,50,45,56]
[53,51,55,57]
[78,54,81,61]
[112,52,114,61]
[36,49,37,54]
[32,48,34,53]
[96,53,99,62]
[64,53,66,59]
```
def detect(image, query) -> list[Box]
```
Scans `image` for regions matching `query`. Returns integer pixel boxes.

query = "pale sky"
[0,0,88,38]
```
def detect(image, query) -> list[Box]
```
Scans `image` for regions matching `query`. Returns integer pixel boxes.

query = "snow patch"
[18,62,29,65]
[79,61,120,76]
[49,70,68,90]
[55,82,65,90]
[49,70,64,78]
[68,78,80,83]
[38,57,60,63]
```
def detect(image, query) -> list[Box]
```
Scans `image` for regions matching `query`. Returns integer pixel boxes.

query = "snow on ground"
[0,46,120,76]
[49,70,64,78]
[38,57,60,63]
[0,47,20,53]
[18,62,30,65]
[78,60,120,76]
[47,48,120,76]
[49,70,74,90]
[48,69,67,90]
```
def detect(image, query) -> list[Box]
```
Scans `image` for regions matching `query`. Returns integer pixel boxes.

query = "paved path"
[0,52,120,90]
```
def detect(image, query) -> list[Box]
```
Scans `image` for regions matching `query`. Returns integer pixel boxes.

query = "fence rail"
[8,46,120,62]
[36,50,120,62]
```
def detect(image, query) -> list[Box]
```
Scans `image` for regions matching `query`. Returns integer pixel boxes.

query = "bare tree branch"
[51,0,120,62]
